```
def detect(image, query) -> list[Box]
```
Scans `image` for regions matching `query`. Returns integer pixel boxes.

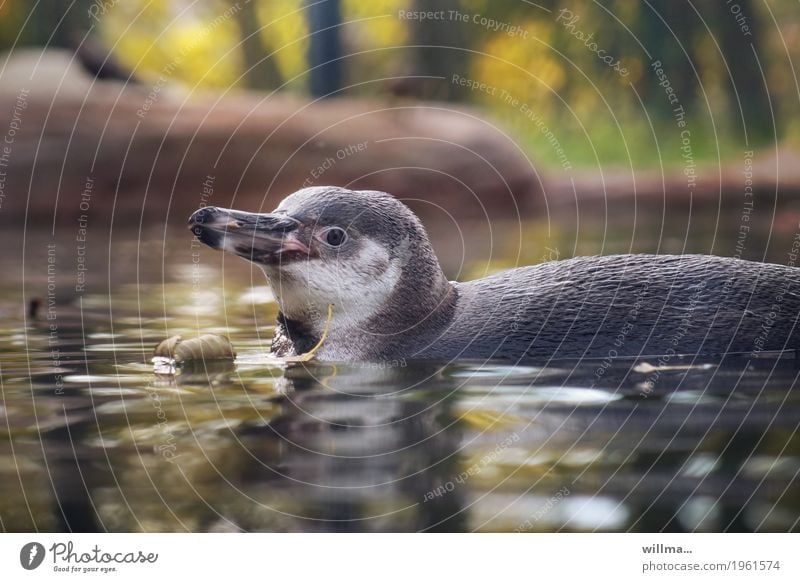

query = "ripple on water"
[483,446,607,469]
[457,386,624,409]
[663,390,731,404]
[678,496,721,532]
[742,455,800,479]
[87,332,124,339]
[468,492,630,532]
[237,286,275,305]
[446,364,562,382]
[85,342,151,353]
[559,495,631,531]
[63,374,152,385]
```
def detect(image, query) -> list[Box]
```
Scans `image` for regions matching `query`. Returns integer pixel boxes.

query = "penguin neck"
[271,312,320,357]
[364,244,457,339]
[269,249,456,359]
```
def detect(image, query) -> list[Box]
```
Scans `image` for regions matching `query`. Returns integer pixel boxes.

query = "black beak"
[188,206,309,263]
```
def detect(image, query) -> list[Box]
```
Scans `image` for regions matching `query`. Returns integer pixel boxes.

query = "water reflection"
[1,234,799,532]
[3,335,799,532]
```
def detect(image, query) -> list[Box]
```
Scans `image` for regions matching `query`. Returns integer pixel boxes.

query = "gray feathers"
[427,254,799,361]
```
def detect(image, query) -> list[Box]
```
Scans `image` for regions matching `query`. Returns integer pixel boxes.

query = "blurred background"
[5,0,800,156]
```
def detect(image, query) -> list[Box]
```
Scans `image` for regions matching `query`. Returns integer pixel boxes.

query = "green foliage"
[0,0,24,52]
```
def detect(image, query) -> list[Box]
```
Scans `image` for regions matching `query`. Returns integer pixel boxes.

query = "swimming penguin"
[189,186,800,362]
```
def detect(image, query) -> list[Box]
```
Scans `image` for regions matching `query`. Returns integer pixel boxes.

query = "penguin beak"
[188,206,311,264]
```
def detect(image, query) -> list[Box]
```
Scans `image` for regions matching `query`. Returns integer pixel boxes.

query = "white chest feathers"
[263,238,403,337]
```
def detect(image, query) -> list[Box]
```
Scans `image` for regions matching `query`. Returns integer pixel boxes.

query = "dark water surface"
[1,226,799,532]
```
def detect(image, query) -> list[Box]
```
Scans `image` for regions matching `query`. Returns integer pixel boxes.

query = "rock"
[153,334,236,363]
[0,49,541,228]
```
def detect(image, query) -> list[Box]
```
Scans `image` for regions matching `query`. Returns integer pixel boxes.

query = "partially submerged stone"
[153,334,236,363]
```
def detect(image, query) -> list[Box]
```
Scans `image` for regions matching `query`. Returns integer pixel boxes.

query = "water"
[1,227,799,532]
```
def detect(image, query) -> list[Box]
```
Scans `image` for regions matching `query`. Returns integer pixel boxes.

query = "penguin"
[189,186,800,363]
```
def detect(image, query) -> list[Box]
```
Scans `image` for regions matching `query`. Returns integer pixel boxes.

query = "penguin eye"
[324,227,347,247]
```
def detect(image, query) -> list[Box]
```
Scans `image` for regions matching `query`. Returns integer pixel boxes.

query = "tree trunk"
[711,0,774,146]
[231,0,284,91]
[307,0,343,98]
[409,0,469,101]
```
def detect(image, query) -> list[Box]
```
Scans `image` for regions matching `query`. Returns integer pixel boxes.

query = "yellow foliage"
[471,21,566,112]
[343,0,408,49]
[0,0,28,48]
[256,0,308,87]
[101,0,242,88]
[256,0,409,90]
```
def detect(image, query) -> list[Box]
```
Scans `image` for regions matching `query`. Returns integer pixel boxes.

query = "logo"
[20,542,46,570]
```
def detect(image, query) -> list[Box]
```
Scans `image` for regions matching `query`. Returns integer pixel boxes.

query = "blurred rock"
[0,49,540,228]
